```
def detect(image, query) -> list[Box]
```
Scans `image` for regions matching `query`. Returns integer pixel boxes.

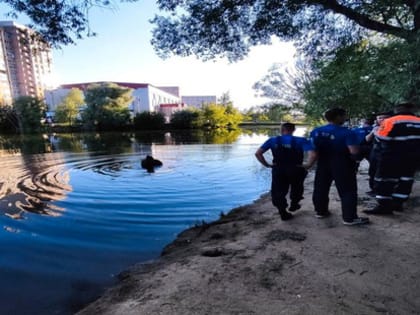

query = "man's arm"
[303,150,318,169]
[255,148,273,168]
[348,144,362,162]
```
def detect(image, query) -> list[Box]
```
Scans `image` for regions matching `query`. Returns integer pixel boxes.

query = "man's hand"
[255,148,273,168]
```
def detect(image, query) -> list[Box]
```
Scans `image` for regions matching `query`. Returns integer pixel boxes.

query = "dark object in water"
[141,155,163,173]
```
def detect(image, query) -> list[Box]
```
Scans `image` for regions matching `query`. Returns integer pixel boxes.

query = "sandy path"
[77,169,420,315]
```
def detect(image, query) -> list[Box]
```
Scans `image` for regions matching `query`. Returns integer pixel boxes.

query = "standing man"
[364,111,393,195]
[353,118,374,162]
[255,123,312,221]
[364,102,420,214]
[306,107,369,225]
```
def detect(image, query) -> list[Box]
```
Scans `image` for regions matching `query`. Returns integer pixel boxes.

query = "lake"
[0,127,306,314]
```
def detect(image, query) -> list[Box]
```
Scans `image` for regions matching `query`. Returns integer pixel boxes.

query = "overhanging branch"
[317,0,413,39]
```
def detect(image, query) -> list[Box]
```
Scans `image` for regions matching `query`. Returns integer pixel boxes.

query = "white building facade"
[44,82,218,122]
[44,82,183,120]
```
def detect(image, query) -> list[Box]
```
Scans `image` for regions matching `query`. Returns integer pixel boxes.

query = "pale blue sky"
[2,1,295,109]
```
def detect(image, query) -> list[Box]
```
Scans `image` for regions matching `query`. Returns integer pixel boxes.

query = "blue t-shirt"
[261,135,313,165]
[352,126,373,144]
[310,124,359,157]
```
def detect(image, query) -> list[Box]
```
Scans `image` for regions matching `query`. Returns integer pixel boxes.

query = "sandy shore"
[77,168,420,315]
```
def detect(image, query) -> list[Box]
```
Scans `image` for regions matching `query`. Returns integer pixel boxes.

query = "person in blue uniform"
[352,118,374,162]
[255,122,313,221]
[305,107,370,225]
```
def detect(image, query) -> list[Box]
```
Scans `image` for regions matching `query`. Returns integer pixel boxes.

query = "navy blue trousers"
[313,158,358,221]
[271,166,307,212]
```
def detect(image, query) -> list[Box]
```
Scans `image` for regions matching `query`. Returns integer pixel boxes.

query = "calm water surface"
[0,128,305,314]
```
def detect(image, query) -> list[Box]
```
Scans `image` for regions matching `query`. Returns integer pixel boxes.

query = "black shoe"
[363,206,393,215]
[315,211,331,219]
[289,204,301,212]
[279,211,293,221]
[343,217,370,226]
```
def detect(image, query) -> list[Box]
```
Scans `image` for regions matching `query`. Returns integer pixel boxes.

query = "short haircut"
[394,102,418,113]
[281,122,295,132]
[324,107,346,122]
[376,111,393,117]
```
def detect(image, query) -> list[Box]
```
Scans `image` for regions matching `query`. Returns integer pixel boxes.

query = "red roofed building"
[45,81,182,120]
[160,103,186,122]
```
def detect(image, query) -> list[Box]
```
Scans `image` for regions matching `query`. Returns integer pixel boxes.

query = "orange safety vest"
[375,114,420,141]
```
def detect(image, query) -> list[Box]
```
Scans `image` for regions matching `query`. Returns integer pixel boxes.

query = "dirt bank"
[77,169,420,315]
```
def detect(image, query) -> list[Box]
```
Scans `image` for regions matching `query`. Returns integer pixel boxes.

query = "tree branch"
[317,0,414,38]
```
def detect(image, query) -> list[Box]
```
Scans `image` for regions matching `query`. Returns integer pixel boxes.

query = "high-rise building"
[0,21,52,103]
[0,30,12,105]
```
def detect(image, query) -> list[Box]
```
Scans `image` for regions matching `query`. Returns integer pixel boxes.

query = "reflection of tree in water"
[49,133,84,153]
[141,129,242,145]
[241,127,274,136]
[199,129,241,144]
[81,132,133,154]
[0,152,72,220]
[0,134,52,155]
[134,131,166,144]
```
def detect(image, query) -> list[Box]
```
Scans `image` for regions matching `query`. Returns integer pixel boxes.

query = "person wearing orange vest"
[364,102,420,215]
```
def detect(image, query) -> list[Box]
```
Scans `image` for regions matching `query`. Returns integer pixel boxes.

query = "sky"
[3,1,296,110]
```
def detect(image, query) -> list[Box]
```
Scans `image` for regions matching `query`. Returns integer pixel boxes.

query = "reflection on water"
[0,129,289,315]
[0,153,71,219]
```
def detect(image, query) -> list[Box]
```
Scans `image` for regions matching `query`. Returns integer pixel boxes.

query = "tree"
[197,103,243,129]
[242,107,269,122]
[151,1,419,61]
[0,0,130,47]
[0,105,19,133]
[13,96,46,133]
[170,109,200,129]
[54,88,84,125]
[134,111,166,130]
[82,83,132,130]
[253,57,315,106]
[218,91,233,106]
[303,39,420,119]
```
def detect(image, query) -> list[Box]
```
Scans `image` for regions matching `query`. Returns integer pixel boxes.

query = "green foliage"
[262,104,290,122]
[243,104,299,123]
[242,107,269,122]
[13,96,45,133]
[152,1,418,60]
[0,105,19,133]
[169,104,242,129]
[133,111,166,130]
[303,39,420,119]
[217,91,233,106]
[1,0,132,47]
[81,83,132,131]
[54,88,84,125]
[197,104,243,129]
[200,128,242,144]
[170,109,200,129]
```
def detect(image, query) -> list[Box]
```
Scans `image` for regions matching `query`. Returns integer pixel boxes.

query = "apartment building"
[0,21,52,102]
[0,34,12,105]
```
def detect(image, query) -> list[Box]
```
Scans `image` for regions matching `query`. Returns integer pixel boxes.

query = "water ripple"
[0,136,272,315]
